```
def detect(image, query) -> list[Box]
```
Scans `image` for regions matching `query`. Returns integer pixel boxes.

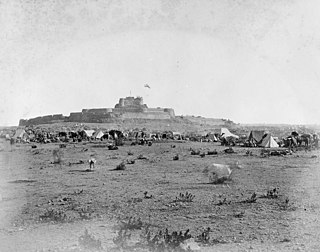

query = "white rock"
[179,238,201,251]
[203,162,242,183]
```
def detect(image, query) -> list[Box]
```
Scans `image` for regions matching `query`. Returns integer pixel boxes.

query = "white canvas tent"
[13,129,27,139]
[83,130,95,138]
[220,128,239,139]
[259,134,279,148]
[93,130,104,139]
[172,132,183,140]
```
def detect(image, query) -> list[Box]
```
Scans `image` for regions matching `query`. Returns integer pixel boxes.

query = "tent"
[204,132,218,142]
[220,128,239,139]
[83,130,95,138]
[172,132,183,140]
[259,134,279,148]
[248,130,267,145]
[13,129,27,139]
[93,130,104,139]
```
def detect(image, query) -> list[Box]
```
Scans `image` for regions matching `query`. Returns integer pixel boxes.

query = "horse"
[292,133,312,150]
[284,136,297,150]
[108,130,124,146]
[299,134,312,148]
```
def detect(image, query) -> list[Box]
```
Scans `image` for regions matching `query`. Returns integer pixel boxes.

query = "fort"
[19,96,175,126]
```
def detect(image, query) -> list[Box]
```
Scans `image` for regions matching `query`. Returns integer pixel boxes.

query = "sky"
[1,0,320,126]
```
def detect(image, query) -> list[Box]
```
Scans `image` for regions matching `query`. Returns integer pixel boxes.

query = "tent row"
[6,127,279,148]
[220,128,279,148]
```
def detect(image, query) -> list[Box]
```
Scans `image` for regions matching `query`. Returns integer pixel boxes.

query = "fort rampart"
[19,97,175,126]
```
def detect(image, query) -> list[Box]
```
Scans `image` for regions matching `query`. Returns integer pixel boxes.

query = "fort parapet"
[19,96,175,126]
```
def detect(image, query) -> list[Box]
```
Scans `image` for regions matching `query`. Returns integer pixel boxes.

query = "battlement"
[115,96,147,109]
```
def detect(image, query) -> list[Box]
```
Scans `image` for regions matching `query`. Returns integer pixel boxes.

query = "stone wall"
[19,115,66,126]
[82,108,109,114]
[68,112,83,122]
[19,109,174,125]
[120,112,171,120]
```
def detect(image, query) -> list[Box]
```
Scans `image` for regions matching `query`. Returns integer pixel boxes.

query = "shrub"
[174,192,195,203]
[240,192,257,203]
[191,150,200,155]
[215,198,230,206]
[195,227,211,244]
[224,147,235,154]
[79,229,103,251]
[137,154,148,160]
[126,159,135,164]
[113,229,131,249]
[39,208,68,223]
[108,145,119,150]
[117,216,144,231]
[207,150,218,155]
[140,227,192,251]
[115,162,126,170]
[277,198,296,211]
[144,191,153,199]
[77,205,94,220]
[260,188,279,199]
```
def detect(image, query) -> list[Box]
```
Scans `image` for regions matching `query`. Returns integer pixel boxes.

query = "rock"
[179,238,201,251]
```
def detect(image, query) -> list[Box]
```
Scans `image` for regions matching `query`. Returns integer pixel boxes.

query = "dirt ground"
[0,138,320,251]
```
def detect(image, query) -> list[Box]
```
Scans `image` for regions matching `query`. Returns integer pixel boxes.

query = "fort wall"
[120,112,171,120]
[19,96,175,126]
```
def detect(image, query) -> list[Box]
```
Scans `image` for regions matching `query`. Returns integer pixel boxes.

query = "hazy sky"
[1,0,320,126]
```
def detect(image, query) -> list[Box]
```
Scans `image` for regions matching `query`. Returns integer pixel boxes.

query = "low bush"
[139,227,192,252]
[260,188,279,199]
[115,162,126,170]
[240,192,257,203]
[79,228,103,251]
[174,192,195,203]
[39,208,68,223]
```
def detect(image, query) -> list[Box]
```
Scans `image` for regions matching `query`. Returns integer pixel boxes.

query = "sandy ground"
[0,138,320,251]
